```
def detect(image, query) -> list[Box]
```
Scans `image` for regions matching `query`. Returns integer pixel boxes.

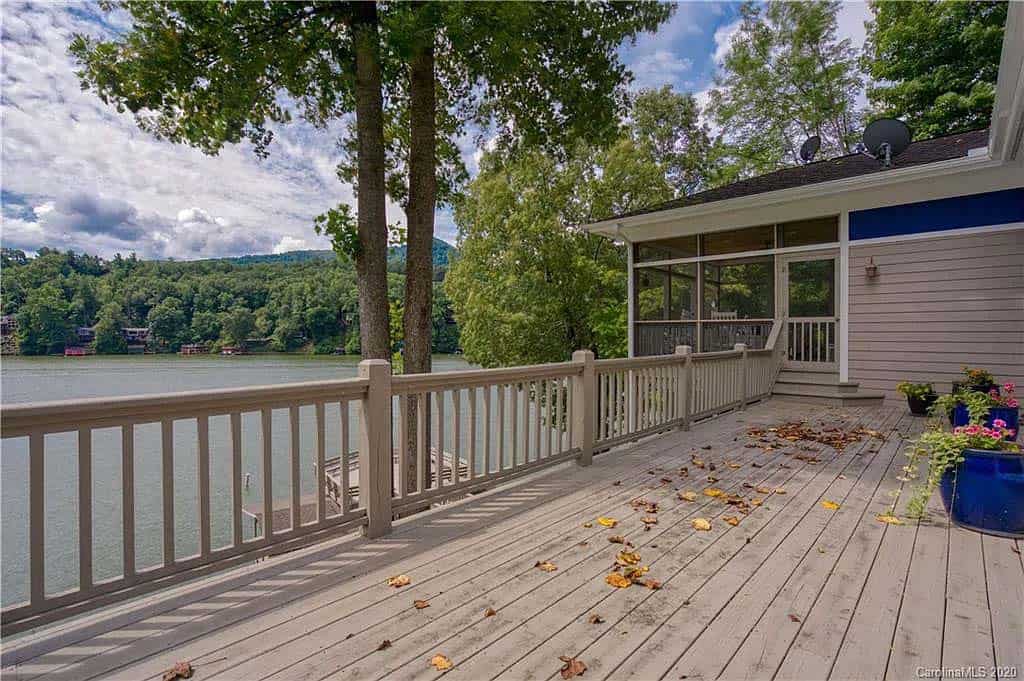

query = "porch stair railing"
[0,320,785,634]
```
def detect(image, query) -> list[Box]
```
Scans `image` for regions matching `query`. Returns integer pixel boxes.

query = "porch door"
[778,251,840,370]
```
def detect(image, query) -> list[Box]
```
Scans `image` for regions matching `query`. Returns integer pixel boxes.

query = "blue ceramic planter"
[951,404,1020,440]
[939,448,1024,538]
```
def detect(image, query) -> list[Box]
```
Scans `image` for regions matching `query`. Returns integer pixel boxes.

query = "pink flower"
[993,418,1008,428]
[1008,398,1019,408]
[953,426,965,435]
[965,424,982,435]
[1004,382,1016,392]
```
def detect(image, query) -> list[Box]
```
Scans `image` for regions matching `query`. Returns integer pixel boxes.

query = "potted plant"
[896,382,937,416]
[951,365,997,395]
[903,421,1022,537]
[934,383,1020,440]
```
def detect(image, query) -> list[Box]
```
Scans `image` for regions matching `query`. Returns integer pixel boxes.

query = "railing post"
[572,350,595,466]
[674,345,691,429]
[359,359,393,538]
[734,343,749,410]
[682,346,693,431]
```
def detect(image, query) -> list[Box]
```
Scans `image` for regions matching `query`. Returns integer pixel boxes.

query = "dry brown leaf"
[559,655,588,679]
[608,535,627,544]
[597,517,618,528]
[535,560,558,572]
[821,500,840,511]
[386,575,411,588]
[623,565,649,582]
[678,491,697,502]
[751,498,763,506]
[876,514,904,525]
[691,456,706,469]
[431,654,453,671]
[605,572,632,588]
[703,488,724,498]
[774,488,787,495]
[727,462,742,469]
[641,516,658,525]
[414,599,430,610]
[377,640,392,651]
[724,516,740,526]
[755,486,771,494]
[788,613,801,622]
[616,550,642,566]
[162,661,193,681]
[588,613,605,624]
[582,522,593,528]
[484,607,497,617]
[691,518,712,531]
[642,579,662,590]
[706,475,720,483]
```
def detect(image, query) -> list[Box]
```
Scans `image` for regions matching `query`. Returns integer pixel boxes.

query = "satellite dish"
[799,135,821,163]
[861,118,911,167]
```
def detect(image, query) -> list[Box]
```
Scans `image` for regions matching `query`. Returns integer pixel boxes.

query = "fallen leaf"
[613,480,622,486]
[724,516,740,526]
[875,514,905,525]
[660,477,674,484]
[641,516,658,525]
[377,640,392,651]
[582,522,593,528]
[431,654,453,671]
[597,517,618,528]
[484,607,497,617]
[821,500,840,511]
[706,475,720,483]
[414,599,430,610]
[623,565,649,582]
[691,518,712,531]
[588,613,605,624]
[788,613,801,622]
[727,462,742,469]
[535,560,558,572]
[387,575,411,588]
[616,550,642,566]
[774,488,787,495]
[608,535,626,544]
[605,572,632,588]
[678,491,697,502]
[751,461,764,468]
[755,486,771,494]
[701,445,712,450]
[559,655,588,679]
[751,498,763,506]
[162,661,193,681]
[642,579,662,590]
[703,488,724,498]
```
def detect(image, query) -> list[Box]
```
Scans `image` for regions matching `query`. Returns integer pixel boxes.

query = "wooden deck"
[2,399,1021,681]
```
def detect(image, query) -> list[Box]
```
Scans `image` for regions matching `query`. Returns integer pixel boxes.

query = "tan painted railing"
[0,320,783,633]
[786,317,838,364]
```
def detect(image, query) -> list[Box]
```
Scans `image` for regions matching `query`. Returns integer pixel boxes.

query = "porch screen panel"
[701,257,774,320]
[635,264,696,320]
[634,235,698,263]
[700,225,773,256]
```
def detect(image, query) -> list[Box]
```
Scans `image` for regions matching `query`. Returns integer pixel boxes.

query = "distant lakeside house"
[585,16,1024,401]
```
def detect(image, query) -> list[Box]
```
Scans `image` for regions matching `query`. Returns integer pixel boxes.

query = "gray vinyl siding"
[848,227,1024,399]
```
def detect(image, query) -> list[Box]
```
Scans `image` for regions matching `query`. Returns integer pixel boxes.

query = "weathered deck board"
[1,400,1018,681]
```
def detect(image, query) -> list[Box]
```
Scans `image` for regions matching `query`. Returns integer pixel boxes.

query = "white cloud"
[273,236,311,254]
[836,1,870,48]
[712,18,742,66]
[629,50,693,91]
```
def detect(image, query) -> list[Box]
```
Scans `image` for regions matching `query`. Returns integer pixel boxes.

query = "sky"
[0,1,871,261]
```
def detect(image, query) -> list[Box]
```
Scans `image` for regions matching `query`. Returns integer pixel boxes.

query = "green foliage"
[447,88,704,367]
[930,389,995,424]
[709,1,862,177]
[896,382,936,400]
[16,283,74,355]
[147,297,188,350]
[189,311,221,344]
[863,1,1007,139]
[93,302,128,354]
[961,365,995,388]
[219,307,256,347]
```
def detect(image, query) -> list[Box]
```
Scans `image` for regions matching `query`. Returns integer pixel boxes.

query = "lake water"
[0,354,474,608]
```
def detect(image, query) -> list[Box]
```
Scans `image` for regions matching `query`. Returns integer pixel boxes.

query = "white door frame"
[777,249,841,370]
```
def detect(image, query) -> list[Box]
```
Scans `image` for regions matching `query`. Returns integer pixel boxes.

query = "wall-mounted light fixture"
[864,256,879,278]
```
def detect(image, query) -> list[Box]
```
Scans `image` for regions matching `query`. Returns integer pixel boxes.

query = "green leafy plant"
[930,389,994,424]
[961,365,995,388]
[896,382,935,400]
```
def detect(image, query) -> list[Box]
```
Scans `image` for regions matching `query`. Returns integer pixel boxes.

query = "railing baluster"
[315,402,326,522]
[341,400,351,513]
[197,416,211,558]
[161,419,175,566]
[452,389,462,483]
[261,408,273,540]
[397,394,409,499]
[482,387,491,476]
[230,413,242,547]
[496,384,504,472]
[418,392,429,489]
[510,383,519,469]
[29,430,45,606]
[545,379,553,458]
[438,390,447,484]
[533,380,542,460]
[289,406,300,530]
[78,427,93,592]
[556,377,565,452]
[122,424,136,577]
[469,388,478,479]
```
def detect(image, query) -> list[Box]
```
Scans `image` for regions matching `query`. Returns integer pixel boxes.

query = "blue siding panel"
[849,187,1024,240]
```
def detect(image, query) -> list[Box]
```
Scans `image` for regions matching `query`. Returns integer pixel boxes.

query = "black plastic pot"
[906,393,937,416]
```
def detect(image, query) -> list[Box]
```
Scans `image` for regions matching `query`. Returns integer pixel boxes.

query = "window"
[634,235,699,263]
[787,259,835,316]
[635,264,697,320]
[777,216,838,247]
[700,225,774,256]
[702,257,774,319]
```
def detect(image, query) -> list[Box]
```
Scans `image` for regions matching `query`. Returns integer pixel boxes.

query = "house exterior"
[586,6,1023,400]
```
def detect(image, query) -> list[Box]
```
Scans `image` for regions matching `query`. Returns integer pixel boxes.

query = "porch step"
[772,370,885,406]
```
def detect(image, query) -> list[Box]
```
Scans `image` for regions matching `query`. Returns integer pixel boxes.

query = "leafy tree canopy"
[863,0,1007,139]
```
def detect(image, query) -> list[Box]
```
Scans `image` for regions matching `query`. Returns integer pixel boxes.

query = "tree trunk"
[352,1,390,360]
[402,22,438,492]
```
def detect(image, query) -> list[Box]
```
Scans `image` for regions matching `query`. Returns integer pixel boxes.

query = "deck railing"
[0,321,783,633]
[787,317,838,364]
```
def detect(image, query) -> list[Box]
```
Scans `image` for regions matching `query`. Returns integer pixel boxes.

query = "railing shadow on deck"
[0,321,786,635]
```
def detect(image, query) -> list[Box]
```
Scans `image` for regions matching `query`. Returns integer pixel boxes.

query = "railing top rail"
[391,360,581,394]
[1,377,370,437]
[693,349,744,360]
[764,318,784,351]
[594,354,684,371]
[787,316,839,322]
